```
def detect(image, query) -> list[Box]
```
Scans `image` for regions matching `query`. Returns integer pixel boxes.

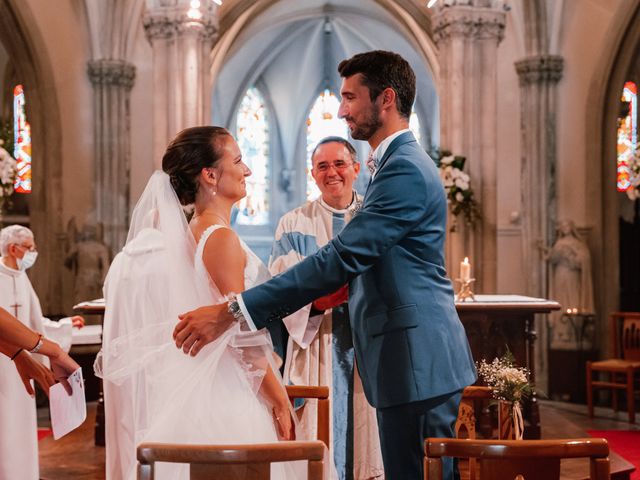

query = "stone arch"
[585,1,640,354]
[212,0,439,89]
[0,0,64,312]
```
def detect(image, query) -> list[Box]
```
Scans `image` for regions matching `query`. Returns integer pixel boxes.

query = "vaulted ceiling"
[211,0,440,156]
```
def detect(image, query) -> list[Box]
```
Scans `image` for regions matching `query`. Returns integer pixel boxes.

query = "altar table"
[455,294,561,439]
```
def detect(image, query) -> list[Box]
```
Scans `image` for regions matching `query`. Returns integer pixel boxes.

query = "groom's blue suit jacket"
[244,132,477,408]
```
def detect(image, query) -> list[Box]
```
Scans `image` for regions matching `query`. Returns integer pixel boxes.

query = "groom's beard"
[348,104,382,141]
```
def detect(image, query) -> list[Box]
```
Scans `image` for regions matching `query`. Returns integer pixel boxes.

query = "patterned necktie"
[366,150,377,175]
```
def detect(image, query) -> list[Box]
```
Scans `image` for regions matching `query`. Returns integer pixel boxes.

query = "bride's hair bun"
[162,126,231,205]
[168,174,193,204]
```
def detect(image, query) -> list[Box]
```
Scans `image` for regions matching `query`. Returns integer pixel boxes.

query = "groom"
[175,50,476,479]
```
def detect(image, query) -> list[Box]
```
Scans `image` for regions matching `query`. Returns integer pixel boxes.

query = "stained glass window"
[13,85,31,194]
[235,87,269,225]
[617,81,637,191]
[306,89,348,200]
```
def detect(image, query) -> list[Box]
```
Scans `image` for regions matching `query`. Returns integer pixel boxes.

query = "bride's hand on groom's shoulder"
[173,304,234,356]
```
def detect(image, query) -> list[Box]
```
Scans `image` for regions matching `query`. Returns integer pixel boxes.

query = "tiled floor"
[541,400,639,479]
[39,403,104,480]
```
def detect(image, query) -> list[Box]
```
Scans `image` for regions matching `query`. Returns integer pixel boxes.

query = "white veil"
[96,171,292,480]
[96,171,210,380]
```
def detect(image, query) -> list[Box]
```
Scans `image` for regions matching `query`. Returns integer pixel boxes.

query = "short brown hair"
[338,50,416,119]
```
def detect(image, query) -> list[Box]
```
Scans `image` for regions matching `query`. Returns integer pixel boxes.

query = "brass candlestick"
[455,278,476,302]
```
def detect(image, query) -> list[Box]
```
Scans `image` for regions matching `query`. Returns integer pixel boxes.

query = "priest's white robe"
[269,195,384,480]
[0,261,74,480]
[0,261,44,480]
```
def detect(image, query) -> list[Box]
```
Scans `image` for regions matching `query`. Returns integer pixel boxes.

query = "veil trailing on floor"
[95,171,293,480]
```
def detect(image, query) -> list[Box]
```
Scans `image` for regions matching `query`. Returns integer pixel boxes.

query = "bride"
[97,126,303,479]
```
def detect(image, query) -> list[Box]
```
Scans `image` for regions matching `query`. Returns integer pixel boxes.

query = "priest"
[269,137,384,480]
[0,225,83,479]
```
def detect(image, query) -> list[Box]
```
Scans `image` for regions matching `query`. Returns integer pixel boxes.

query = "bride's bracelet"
[29,334,44,354]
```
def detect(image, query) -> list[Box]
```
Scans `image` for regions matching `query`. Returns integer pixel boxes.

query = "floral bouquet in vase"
[437,151,480,231]
[477,351,533,440]
[0,141,17,215]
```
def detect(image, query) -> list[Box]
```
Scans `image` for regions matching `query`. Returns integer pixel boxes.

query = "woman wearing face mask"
[0,226,85,479]
[0,227,45,350]
[0,225,58,479]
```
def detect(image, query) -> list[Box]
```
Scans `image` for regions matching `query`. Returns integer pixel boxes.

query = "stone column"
[88,59,136,252]
[515,55,563,299]
[515,54,563,395]
[143,2,219,163]
[433,2,506,293]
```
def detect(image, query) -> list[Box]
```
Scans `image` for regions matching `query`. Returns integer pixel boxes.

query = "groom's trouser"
[376,389,463,480]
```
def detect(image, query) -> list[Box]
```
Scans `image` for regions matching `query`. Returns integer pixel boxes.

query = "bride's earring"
[208,171,217,197]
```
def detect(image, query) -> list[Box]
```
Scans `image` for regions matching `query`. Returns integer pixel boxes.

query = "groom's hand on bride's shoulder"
[173,304,234,356]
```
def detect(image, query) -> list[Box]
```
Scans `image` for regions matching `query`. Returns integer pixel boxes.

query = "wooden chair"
[587,311,640,423]
[424,438,610,480]
[457,386,515,441]
[456,386,490,440]
[136,385,330,479]
[137,441,325,480]
[285,385,330,447]
[456,386,515,480]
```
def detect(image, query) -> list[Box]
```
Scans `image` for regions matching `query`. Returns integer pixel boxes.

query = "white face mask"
[17,251,38,271]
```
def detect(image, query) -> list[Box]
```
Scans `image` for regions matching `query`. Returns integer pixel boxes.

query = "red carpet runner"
[588,430,640,480]
[37,428,52,441]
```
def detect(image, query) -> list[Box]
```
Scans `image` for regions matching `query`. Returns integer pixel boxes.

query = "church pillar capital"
[143,4,219,45]
[515,54,564,86]
[143,2,219,164]
[87,59,136,90]
[432,3,506,44]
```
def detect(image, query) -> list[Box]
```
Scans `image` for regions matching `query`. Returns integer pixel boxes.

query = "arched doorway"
[586,1,640,354]
[617,80,640,311]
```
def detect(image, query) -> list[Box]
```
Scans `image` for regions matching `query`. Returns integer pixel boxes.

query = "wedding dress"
[96,171,304,480]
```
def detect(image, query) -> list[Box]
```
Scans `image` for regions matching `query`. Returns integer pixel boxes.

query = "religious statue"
[543,220,595,350]
[65,218,112,305]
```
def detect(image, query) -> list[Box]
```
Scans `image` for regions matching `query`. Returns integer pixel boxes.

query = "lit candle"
[460,257,471,281]
[566,308,572,314]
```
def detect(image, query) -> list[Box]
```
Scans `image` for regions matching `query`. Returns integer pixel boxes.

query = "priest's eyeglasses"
[314,160,354,173]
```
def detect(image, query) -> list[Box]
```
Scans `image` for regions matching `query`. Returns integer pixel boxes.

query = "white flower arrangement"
[626,148,640,201]
[477,352,533,404]
[437,151,480,231]
[0,142,17,206]
[477,351,533,440]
